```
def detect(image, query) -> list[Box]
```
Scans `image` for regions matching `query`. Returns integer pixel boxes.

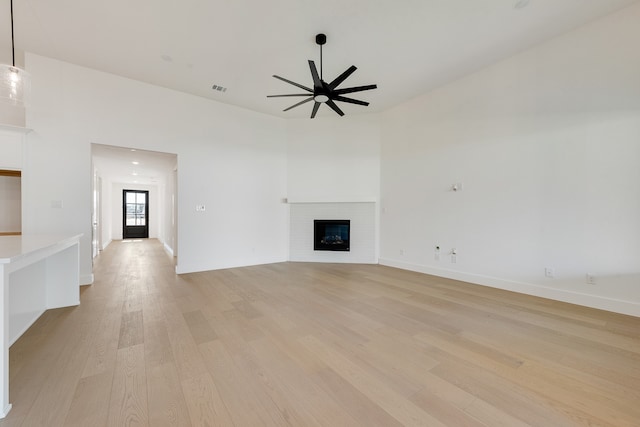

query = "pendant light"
[0,0,30,106]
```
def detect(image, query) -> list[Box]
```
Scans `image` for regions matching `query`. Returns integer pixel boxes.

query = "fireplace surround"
[289,201,375,263]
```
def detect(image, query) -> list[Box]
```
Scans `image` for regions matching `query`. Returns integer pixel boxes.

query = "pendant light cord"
[10,0,15,66]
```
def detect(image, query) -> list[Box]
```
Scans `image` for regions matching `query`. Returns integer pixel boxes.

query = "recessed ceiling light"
[132,161,139,165]
[132,172,138,176]
[514,0,529,9]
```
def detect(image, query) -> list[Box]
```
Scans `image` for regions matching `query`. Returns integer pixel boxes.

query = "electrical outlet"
[545,267,554,278]
[586,274,596,285]
[435,246,440,261]
[451,248,457,263]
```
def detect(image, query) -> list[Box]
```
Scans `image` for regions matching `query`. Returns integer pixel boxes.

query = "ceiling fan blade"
[311,102,321,119]
[283,96,313,112]
[328,65,357,90]
[273,75,313,92]
[308,60,322,90]
[267,94,312,98]
[333,84,377,95]
[333,95,369,106]
[325,99,345,116]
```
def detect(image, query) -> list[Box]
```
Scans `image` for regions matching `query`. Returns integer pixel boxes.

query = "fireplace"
[314,219,350,251]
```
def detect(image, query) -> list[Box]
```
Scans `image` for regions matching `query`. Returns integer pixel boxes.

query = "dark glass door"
[123,190,149,239]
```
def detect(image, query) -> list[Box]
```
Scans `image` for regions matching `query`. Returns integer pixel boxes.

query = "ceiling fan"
[268,34,377,119]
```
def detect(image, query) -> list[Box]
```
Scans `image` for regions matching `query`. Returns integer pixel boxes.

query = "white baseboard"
[163,242,174,257]
[379,258,640,317]
[101,239,112,250]
[0,403,12,419]
[80,274,94,285]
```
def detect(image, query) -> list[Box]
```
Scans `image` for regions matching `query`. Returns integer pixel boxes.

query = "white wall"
[286,116,380,201]
[23,54,288,279]
[162,168,178,256]
[379,4,640,316]
[100,173,112,250]
[0,103,25,128]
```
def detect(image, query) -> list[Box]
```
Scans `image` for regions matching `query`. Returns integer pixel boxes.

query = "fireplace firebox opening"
[314,219,350,251]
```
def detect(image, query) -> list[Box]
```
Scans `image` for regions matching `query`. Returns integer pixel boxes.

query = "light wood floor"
[2,239,639,426]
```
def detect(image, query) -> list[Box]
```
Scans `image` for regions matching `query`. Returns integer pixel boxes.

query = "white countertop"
[0,234,82,264]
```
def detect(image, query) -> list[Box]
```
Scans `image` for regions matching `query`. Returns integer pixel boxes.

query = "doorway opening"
[123,189,149,239]
[91,143,178,264]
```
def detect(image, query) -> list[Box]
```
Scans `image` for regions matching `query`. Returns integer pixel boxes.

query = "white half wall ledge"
[379,258,640,318]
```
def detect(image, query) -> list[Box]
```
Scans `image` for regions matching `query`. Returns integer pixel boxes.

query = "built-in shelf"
[0,124,33,134]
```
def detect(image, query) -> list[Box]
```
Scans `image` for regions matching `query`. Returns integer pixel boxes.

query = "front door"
[123,190,149,239]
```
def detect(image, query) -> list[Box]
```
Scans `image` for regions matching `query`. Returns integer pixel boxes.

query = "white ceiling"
[2,0,638,120]
[92,144,176,186]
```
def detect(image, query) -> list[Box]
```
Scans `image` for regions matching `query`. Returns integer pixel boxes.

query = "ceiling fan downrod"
[316,33,326,80]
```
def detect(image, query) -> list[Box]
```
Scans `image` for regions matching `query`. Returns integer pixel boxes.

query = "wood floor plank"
[107,343,149,427]
[82,300,123,378]
[182,310,218,345]
[117,310,144,349]
[146,362,191,427]
[430,360,617,427]
[3,309,81,426]
[63,372,113,427]
[300,334,448,427]
[144,319,175,367]
[162,303,209,382]
[2,239,639,427]
[408,387,488,427]
[20,314,102,427]
[248,334,364,426]
[181,374,235,427]
[198,339,288,426]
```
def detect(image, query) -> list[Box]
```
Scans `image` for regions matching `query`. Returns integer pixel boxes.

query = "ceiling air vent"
[212,84,227,93]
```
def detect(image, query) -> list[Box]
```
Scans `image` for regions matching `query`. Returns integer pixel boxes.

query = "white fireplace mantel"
[286,196,377,204]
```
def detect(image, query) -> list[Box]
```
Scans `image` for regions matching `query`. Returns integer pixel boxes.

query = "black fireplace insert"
[314,219,350,251]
